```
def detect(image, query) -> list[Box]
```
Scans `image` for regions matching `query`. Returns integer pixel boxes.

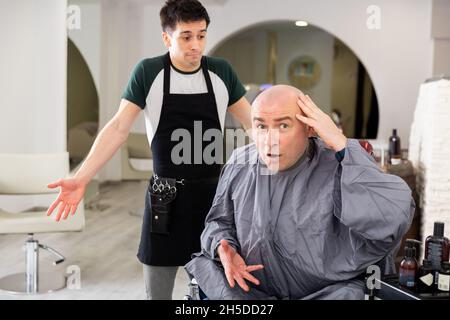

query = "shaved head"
[252,85,303,112]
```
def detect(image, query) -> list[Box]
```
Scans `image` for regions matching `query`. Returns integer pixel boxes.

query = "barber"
[46,0,251,300]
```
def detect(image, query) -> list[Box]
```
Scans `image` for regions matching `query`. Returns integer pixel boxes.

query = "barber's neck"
[169,53,201,73]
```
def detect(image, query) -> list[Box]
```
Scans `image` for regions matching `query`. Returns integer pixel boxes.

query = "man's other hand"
[217,239,264,292]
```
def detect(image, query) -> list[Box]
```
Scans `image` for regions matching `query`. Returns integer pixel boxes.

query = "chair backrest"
[0,152,69,195]
[127,133,152,158]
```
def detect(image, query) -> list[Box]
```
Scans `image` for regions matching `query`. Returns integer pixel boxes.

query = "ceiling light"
[295,20,308,27]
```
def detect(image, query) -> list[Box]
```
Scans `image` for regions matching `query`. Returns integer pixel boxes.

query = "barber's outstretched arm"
[46,99,142,221]
[296,92,414,254]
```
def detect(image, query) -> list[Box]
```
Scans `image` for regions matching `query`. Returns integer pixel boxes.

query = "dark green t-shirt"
[122,54,246,143]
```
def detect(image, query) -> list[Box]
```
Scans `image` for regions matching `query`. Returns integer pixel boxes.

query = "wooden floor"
[0,181,190,300]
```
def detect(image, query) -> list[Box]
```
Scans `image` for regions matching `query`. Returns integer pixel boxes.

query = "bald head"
[252,85,303,113]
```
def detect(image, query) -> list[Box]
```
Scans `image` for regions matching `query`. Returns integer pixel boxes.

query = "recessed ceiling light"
[295,20,308,27]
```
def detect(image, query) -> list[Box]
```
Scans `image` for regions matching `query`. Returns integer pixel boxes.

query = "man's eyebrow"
[253,116,294,122]
[273,116,293,122]
[180,30,207,34]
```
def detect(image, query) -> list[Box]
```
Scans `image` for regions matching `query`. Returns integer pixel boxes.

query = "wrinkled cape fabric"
[185,138,415,300]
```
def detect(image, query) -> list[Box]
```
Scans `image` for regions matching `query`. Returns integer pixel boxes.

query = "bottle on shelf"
[388,129,402,165]
[424,222,450,289]
[399,239,421,289]
[437,261,450,293]
[417,259,434,293]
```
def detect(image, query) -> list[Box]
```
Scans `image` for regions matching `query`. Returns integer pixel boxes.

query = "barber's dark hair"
[160,0,210,33]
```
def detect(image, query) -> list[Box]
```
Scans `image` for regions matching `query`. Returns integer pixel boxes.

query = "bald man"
[185,85,415,300]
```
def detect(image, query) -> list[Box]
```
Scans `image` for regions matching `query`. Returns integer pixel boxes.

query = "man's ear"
[306,125,316,138]
[162,31,171,48]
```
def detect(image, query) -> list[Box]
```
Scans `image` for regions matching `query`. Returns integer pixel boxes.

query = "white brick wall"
[409,79,450,255]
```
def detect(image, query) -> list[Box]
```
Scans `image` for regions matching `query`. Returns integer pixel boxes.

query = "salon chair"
[0,152,85,294]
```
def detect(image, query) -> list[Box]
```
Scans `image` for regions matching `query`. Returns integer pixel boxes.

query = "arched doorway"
[67,38,99,170]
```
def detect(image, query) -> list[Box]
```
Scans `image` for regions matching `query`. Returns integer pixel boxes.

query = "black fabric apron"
[137,53,222,266]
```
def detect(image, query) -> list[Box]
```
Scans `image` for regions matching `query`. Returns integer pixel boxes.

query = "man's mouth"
[267,153,281,158]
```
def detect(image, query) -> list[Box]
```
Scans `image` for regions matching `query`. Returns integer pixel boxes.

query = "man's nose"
[264,129,280,147]
[190,38,200,51]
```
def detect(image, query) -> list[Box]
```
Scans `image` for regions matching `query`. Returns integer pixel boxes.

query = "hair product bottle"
[425,222,450,288]
[417,259,434,293]
[388,129,402,165]
[437,261,450,292]
[399,240,419,289]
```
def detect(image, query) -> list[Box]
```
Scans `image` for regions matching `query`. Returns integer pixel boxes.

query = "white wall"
[98,0,140,181]
[0,0,68,211]
[0,0,68,153]
[431,0,450,77]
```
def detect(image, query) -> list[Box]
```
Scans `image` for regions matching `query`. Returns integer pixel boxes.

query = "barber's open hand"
[46,178,86,222]
[217,239,264,292]
[296,92,347,152]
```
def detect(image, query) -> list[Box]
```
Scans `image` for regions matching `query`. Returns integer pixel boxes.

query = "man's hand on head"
[217,239,264,292]
[295,92,348,152]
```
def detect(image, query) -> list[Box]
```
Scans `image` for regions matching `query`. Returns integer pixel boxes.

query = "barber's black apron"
[137,53,222,266]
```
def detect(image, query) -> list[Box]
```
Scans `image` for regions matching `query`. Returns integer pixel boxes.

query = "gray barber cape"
[185,138,415,300]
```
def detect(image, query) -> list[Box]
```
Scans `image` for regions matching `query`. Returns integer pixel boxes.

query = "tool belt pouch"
[148,176,177,235]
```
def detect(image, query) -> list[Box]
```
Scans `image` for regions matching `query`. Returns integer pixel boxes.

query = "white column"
[0,0,68,153]
[0,0,68,212]
[98,0,128,182]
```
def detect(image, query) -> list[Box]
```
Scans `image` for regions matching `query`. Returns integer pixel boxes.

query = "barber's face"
[162,20,207,69]
[252,98,311,172]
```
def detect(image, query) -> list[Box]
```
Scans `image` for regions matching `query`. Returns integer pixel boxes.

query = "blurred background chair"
[67,121,98,168]
[0,152,85,294]
[121,132,153,180]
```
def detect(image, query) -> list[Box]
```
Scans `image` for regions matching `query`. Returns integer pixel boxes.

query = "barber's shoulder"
[204,55,230,67]
[137,55,165,71]
[204,55,235,75]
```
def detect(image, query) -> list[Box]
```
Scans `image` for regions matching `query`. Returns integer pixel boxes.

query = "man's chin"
[187,55,201,63]
[263,158,284,172]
